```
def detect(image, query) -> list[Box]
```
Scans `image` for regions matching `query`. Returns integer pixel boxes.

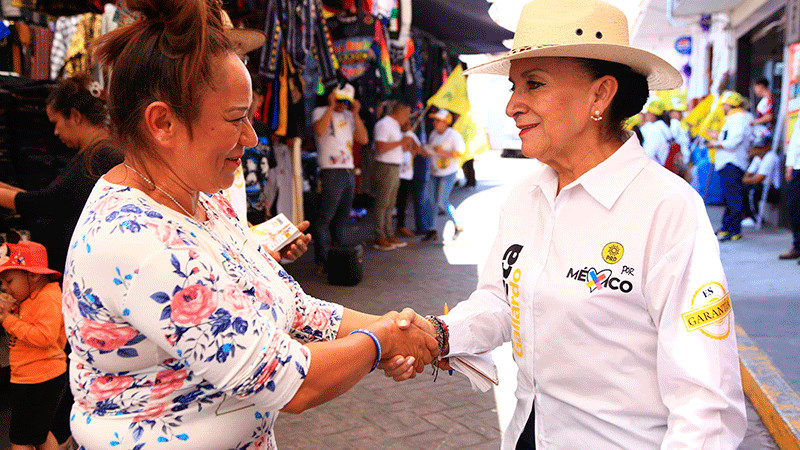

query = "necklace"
[123,163,199,220]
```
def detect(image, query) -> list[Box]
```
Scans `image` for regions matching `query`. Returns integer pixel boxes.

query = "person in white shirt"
[311,83,368,274]
[741,146,780,227]
[389,0,746,447]
[427,109,466,236]
[667,98,691,171]
[780,118,800,260]
[750,77,774,148]
[708,91,754,241]
[638,100,671,165]
[396,129,421,238]
[372,100,414,251]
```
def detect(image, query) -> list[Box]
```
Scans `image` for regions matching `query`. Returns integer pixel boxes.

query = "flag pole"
[410,104,432,133]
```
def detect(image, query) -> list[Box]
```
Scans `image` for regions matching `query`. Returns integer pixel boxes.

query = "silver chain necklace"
[123,163,199,220]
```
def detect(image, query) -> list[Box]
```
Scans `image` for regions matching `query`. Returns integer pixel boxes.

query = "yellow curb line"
[737,325,800,450]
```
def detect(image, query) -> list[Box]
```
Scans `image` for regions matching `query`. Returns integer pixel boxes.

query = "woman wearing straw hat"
[401,0,746,447]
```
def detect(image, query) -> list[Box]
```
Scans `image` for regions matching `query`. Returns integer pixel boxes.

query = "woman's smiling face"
[505,57,597,163]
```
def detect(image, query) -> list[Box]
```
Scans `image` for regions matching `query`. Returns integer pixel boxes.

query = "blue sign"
[675,36,692,55]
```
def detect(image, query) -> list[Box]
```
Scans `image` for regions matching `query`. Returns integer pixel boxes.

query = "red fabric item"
[664,142,682,173]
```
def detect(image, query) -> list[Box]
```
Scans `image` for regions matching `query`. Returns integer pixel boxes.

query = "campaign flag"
[453,110,489,165]
[427,65,470,116]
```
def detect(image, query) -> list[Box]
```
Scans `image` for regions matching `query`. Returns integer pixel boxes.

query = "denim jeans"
[717,163,745,235]
[412,155,434,233]
[432,172,458,227]
[313,169,355,264]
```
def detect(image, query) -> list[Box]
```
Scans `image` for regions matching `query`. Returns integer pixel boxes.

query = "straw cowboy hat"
[464,0,682,90]
[220,10,266,55]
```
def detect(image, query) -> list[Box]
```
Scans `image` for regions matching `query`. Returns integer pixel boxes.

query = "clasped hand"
[371,308,439,380]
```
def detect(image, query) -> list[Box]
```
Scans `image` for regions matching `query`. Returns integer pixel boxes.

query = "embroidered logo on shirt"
[601,242,624,264]
[681,282,732,339]
[566,267,634,293]
[502,244,524,358]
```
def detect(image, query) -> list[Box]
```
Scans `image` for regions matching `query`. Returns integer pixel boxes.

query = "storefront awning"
[411,0,513,54]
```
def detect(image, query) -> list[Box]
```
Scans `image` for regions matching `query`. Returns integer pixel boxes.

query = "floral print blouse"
[63,179,343,449]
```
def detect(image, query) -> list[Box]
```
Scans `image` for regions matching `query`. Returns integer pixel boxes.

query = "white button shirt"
[785,118,800,170]
[715,110,753,171]
[444,135,746,449]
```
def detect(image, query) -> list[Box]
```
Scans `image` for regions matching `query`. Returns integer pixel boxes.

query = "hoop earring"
[590,110,603,121]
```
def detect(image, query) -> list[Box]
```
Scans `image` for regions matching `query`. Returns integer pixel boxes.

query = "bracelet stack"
[425,315,449,357]
[350,329,381,372]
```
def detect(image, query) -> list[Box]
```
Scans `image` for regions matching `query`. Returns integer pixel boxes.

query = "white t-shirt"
[639,121,671,165]
[312,107,355,169]
[399,132,418,180]
[746,151,781,188]
[428,127,466,177]
[373,115,404,165]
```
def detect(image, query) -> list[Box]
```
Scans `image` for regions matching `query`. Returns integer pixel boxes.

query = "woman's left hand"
[266,221,311,261]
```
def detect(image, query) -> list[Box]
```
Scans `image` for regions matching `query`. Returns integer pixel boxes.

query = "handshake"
[367,308,449,381]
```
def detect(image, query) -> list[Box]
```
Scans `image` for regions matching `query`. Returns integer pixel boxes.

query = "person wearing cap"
[0,240,67,450]
[372,100,415,250]
[709,91,754,242]
[399,0,746,447]
[427,109,466,236]
[667,98,691,171]
[311,82,368,270]
[639,99,672,165]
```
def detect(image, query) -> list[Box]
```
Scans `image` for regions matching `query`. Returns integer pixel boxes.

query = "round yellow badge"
[602,242,623,264]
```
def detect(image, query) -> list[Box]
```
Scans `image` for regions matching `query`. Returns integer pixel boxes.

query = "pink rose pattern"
[62,185,342,448]
[170,284,216,326]
[80,320,138,350]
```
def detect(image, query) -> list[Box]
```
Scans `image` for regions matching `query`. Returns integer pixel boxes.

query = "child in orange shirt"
[0,241,66,450]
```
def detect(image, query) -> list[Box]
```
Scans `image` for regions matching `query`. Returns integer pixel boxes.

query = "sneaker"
[715,230,729,239]
[740,217,756,227]
[396,227,414,238]
[421,230,438,242]
[373,238,396,251]
[779,249,800,260]
[388,237,407,248]
[718,233,742,242]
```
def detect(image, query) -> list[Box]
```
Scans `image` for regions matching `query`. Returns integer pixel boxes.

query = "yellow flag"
[427,66,470,115]
[452,110,489,165]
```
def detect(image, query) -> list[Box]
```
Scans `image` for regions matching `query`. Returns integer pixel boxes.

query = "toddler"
[0,241,66,450]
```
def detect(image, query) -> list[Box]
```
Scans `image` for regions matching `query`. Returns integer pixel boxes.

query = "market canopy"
[411,0,513,54]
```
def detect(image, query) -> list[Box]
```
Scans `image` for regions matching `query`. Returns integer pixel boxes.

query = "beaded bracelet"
[350,329,381,373]
[425,315,450,356]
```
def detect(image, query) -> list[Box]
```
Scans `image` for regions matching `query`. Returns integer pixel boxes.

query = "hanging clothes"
[29,24,51,80]
[62,12,100,78]
[50,14,80,79]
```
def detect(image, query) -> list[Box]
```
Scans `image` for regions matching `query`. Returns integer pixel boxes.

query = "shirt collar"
[528,133,649,210]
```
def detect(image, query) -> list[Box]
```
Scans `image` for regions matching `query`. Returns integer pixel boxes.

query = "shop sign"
[786,41,800,143]
[674,36,692,55]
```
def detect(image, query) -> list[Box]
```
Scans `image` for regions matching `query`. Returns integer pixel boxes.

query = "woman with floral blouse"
[60,1,437,448]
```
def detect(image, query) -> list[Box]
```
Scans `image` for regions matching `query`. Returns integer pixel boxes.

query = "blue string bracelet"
[350,329,381,372]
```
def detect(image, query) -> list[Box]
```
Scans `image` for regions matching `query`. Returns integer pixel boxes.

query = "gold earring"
[590,110,603,121]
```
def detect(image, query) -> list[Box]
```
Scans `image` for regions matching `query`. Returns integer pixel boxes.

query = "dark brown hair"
[46,72,108,127]
[92,0,235,155]
[577,58,649,140]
